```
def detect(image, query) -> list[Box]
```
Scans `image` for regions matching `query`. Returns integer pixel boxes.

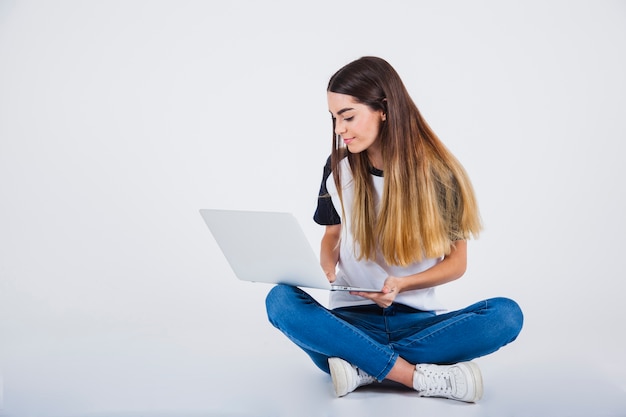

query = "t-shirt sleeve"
[313,156,341,225]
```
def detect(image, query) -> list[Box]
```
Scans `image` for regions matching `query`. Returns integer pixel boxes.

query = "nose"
[334,119,346,136]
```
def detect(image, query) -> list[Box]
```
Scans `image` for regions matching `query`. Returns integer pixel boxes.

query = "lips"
[343,138,355,145]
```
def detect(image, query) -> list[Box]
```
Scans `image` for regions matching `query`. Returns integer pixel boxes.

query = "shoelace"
[416,369,454,395]
[356,368,377,385]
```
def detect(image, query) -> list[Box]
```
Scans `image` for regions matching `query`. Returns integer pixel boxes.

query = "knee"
[265,284,301,326]
[489,297,524,341]
[266,284,298,308]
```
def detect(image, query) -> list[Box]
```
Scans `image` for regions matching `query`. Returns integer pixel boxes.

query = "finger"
[381,286,395,295]
[349,291,368,298]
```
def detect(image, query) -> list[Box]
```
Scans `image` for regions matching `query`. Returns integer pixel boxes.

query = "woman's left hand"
[350,276,402,308]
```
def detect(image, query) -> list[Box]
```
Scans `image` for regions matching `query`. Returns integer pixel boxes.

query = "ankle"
[385,357,416,388]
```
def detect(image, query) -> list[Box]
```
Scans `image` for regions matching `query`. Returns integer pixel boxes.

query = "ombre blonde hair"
[328,57,482,266]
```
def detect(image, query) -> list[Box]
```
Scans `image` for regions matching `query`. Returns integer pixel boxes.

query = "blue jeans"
[266,284,523,381]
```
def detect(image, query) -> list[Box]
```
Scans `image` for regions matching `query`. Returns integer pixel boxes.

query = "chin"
[347,145,365,154]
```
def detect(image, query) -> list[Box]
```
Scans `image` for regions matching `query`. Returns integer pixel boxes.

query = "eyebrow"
[330,107,355,117]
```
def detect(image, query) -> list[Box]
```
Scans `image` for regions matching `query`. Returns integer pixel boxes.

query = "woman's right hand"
[351,276,400,308]
[320,224,341,283]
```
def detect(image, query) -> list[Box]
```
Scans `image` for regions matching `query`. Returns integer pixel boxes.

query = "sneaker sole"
[328,357,351,397]
[462,361,484,402]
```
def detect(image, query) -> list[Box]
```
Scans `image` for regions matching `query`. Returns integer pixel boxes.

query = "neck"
[367,149,383,171]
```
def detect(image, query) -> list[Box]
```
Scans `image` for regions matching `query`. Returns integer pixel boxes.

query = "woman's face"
[327,92,386,156]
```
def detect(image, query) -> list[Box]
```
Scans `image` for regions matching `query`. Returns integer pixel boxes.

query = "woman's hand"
[350,276,402,308]
[320,224,341,283]
[325,270,337,283]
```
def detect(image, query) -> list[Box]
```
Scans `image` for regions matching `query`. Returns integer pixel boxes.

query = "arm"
[320,224,341,283]
[351,240,468,307]
[395,240,467,292]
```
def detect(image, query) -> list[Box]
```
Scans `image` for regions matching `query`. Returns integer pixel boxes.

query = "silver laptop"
[199,209,380,292]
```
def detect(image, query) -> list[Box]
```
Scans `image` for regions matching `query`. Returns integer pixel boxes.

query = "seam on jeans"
[319,306,397,381]
[275,288,396,381]
[395,300,489,350]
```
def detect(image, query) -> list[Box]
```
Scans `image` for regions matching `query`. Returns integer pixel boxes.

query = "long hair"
[327,56,482,266]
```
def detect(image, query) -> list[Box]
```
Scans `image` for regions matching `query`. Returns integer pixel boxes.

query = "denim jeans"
[266,284,523,381]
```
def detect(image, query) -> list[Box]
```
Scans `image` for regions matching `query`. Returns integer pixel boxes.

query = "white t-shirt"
[314,156,447,312]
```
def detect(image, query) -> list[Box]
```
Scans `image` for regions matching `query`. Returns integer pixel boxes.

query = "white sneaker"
[413,362,483,403]
[328,357,377,397]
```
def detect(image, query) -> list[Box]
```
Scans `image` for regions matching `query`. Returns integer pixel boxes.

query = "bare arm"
[320,224,341,283]
[351,240,468,307]
[395,240,468,292]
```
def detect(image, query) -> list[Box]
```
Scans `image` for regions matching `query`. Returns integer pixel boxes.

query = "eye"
[344,116,354,122]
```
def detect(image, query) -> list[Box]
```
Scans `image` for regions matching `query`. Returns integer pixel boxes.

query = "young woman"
[265,56,523,403]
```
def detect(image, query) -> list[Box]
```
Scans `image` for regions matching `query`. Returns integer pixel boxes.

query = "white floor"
[3,353,625,417]
[2,289,625,417]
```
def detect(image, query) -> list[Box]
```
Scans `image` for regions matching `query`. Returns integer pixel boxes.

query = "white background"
[1,1,625,416]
